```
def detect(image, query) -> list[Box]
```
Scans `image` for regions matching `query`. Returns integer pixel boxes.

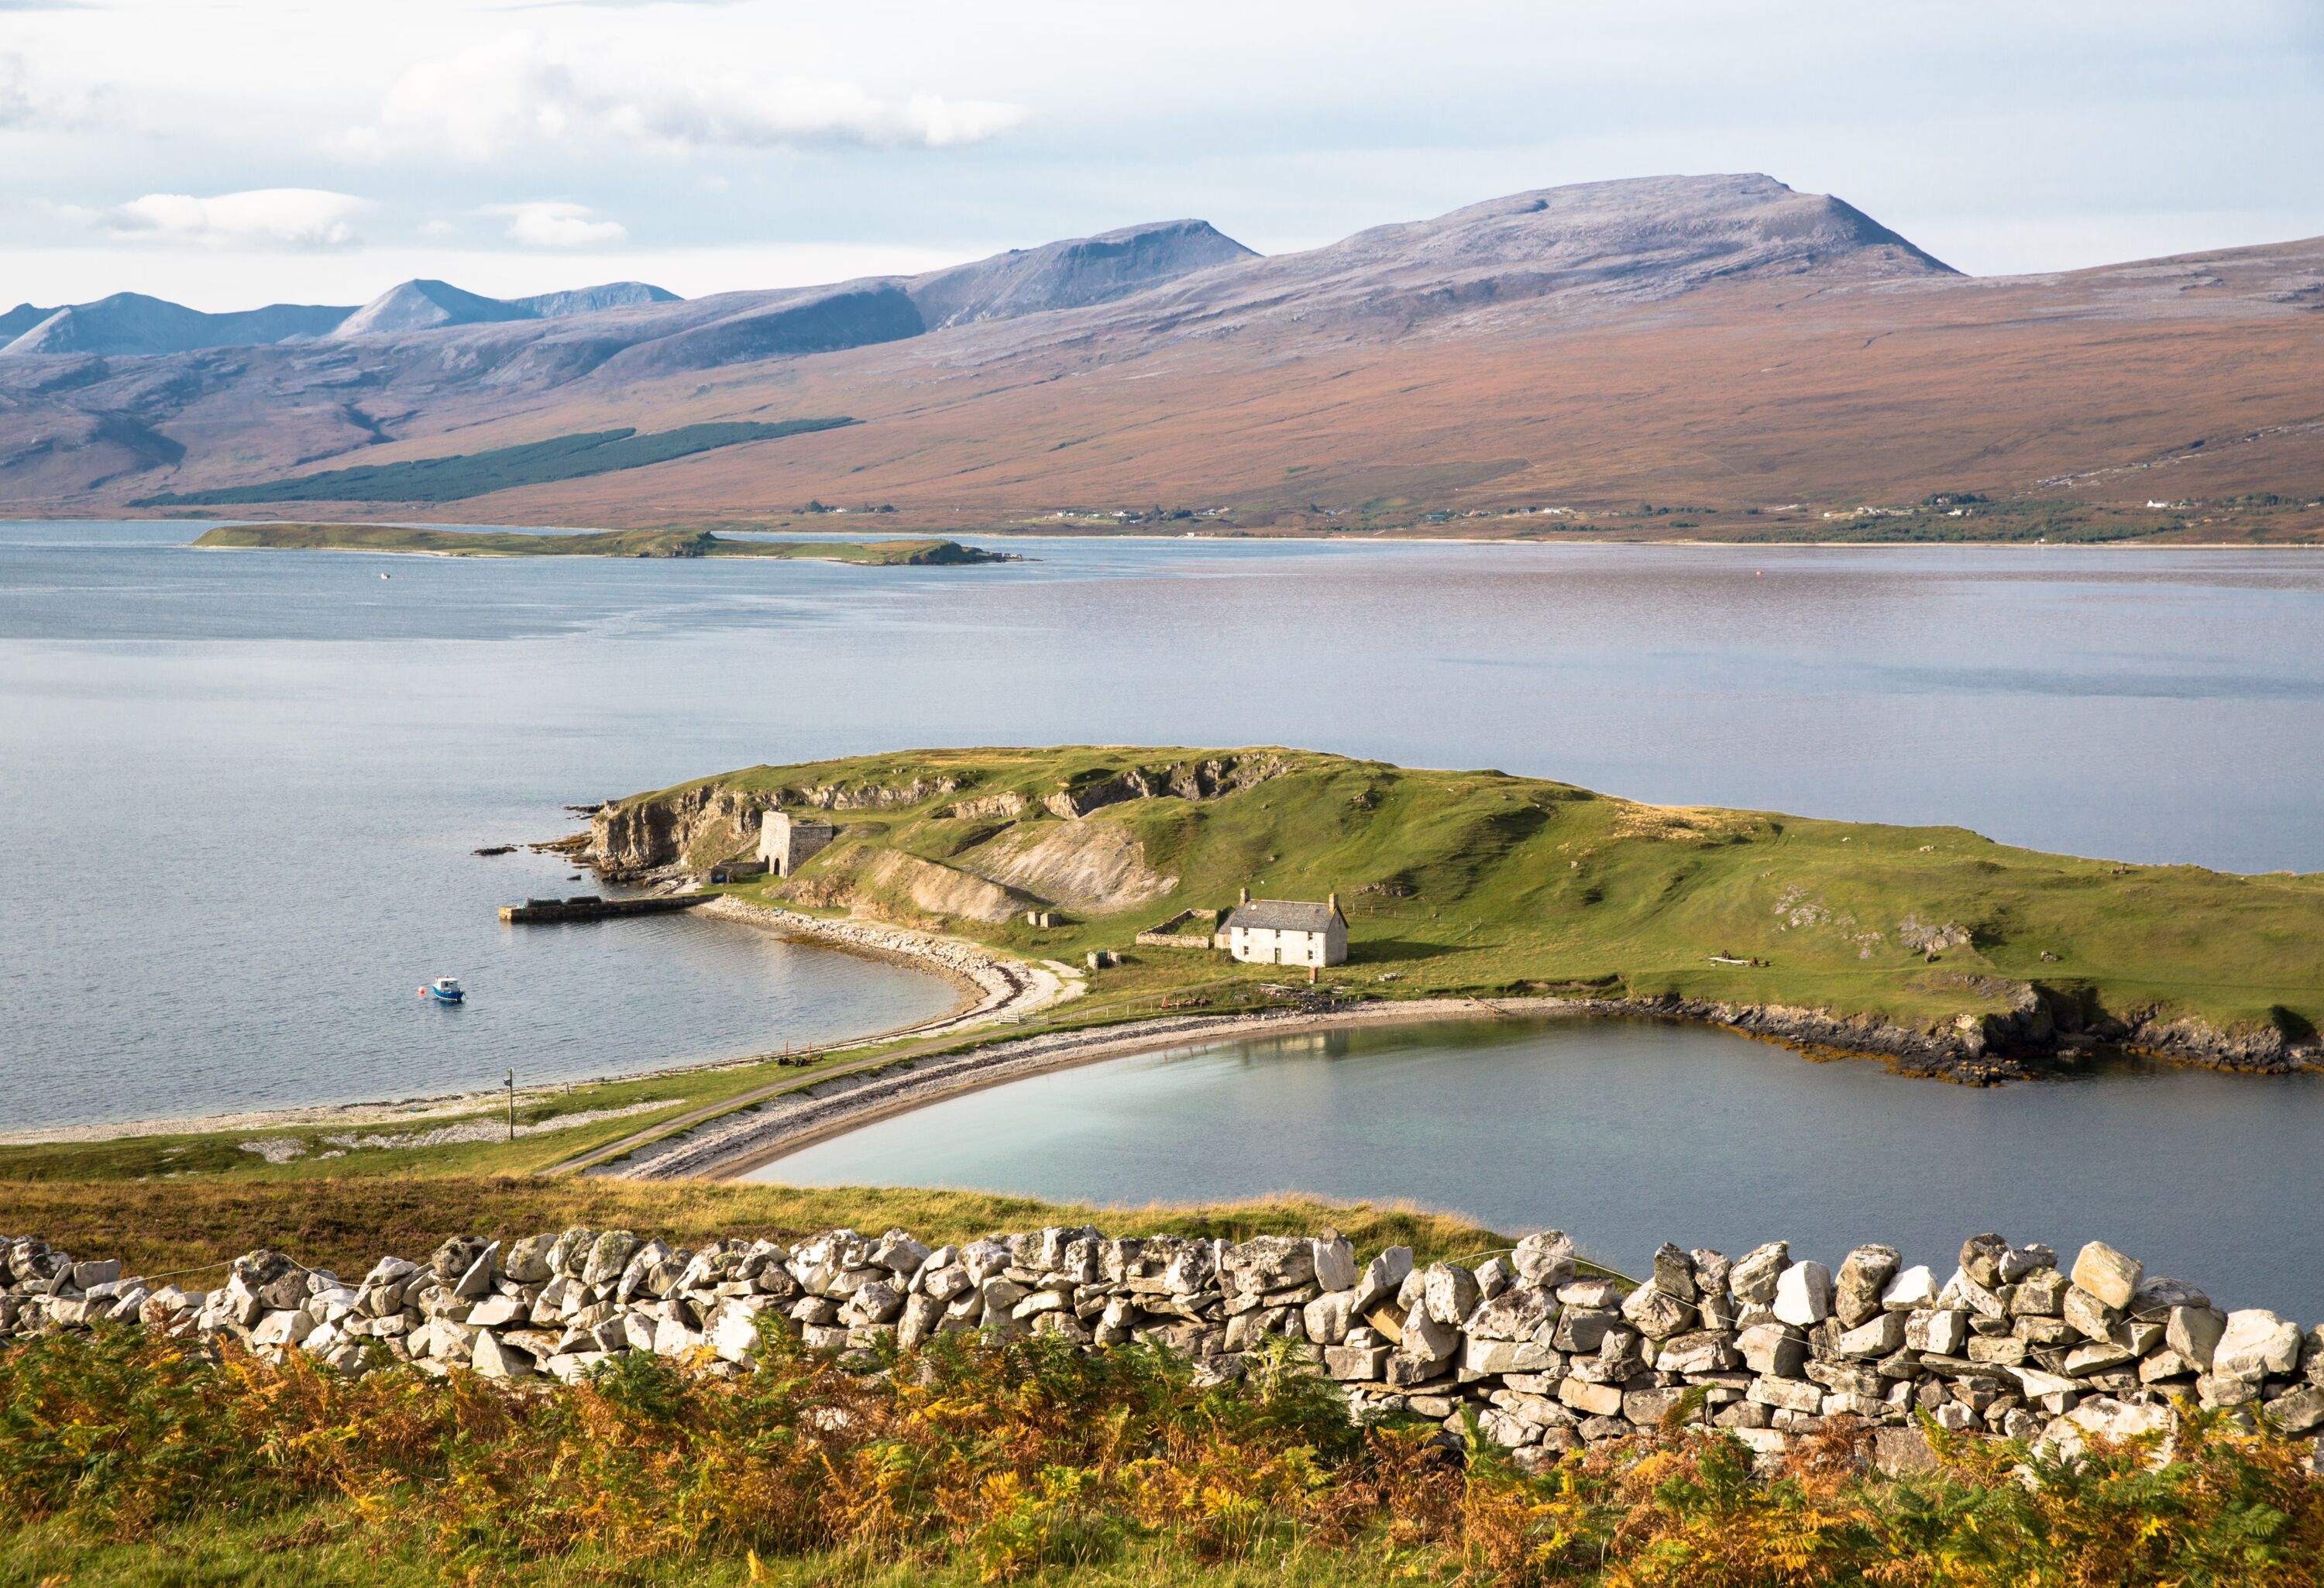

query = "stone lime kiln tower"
[758,810,837,877]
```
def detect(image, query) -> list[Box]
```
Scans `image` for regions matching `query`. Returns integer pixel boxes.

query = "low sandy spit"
[614,995,1587,1182]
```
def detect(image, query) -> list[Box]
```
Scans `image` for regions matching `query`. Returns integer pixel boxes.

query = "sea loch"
[4,521,2322,1130]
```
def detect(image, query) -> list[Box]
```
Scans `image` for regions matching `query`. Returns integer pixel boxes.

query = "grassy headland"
[192,522,1009,564]
[618,746,2322,1056]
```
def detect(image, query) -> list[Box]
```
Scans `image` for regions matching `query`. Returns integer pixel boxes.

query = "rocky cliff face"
[589,772,974,873]
[590,784,769,874]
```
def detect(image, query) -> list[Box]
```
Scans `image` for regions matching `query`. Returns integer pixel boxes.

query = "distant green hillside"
[617,746,2323,1060]
[191,524,1006,565]
[139,419,853,506]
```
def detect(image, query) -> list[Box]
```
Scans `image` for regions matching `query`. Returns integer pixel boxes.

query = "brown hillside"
[5,175,2320,538]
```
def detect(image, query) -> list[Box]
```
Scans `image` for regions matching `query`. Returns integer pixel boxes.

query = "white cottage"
[1223,890,1347,968]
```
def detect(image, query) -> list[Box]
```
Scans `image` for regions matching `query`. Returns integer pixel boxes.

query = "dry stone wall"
[5,1225,2320,1469]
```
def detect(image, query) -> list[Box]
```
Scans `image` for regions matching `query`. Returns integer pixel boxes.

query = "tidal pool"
[753,1016,2324,1318]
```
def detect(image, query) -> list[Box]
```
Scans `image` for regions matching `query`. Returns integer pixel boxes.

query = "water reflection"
[757,1016,2324,1317]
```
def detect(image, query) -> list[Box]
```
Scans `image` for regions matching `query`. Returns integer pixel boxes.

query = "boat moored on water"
[419,976,464,1004]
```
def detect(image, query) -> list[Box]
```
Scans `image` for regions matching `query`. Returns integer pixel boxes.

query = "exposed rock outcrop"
[791,775,966,811]
[1045,753,1288,818]
[589,773,972,873]
[590,784,769,873]
[2126,1013,2309,1074]
[864,851,1030,925]
[1618,981,2316,1084]
[957,819,1176,912]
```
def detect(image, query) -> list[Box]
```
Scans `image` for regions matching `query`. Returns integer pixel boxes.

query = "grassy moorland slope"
[191,523,1006,564]
[611,747,2323,1060]
[0,1176,1502,1283]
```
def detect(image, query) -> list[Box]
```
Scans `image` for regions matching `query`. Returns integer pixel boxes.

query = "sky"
[2,0,2321,311]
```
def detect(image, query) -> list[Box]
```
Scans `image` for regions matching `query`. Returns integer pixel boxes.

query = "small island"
[191,523,1013,565]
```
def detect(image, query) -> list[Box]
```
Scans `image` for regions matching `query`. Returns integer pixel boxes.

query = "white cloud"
[486,199,627,247]
[0,50,104,129]
[95,188,373,249]
[347,33,1028,161]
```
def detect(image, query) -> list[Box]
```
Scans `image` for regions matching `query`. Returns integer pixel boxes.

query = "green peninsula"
[607,746,2323,1080]
[191,523,1011,565]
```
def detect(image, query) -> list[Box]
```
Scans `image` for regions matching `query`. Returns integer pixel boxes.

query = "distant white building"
[758,810,837,877]
[1223,889,1347,968]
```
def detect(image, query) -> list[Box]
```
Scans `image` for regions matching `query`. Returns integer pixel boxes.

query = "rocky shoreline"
[699,895,1082,1040]
[8,1222,2319,1476]
[1620,989,2321,1085]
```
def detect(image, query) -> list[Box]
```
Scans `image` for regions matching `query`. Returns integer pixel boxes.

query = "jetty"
[497,894,707,924]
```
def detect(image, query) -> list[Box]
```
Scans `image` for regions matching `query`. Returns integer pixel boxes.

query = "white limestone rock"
[1772,1262,1833,1328]
[1879,1265,1937,1311]
[2069,1242,2143,1311]
[1511,1230,1576,1290]
[2216,1310,2302,1383]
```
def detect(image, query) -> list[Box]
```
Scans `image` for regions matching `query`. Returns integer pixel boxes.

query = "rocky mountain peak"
[512,281,683,320]
[907,218,1257,329]
[329,279,534,341]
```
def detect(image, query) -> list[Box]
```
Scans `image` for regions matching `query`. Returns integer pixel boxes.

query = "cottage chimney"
[1239,885,1250,905]
[1328,891,1340,914]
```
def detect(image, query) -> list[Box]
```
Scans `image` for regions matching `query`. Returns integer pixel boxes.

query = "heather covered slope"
[3,175,2321,533]
[599,747,2324,1069]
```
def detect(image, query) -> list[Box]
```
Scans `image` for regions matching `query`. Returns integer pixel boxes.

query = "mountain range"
[4,173,2319,538]
[0,279,682,358]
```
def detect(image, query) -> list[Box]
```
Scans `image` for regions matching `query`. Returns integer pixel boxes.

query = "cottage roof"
[1226,899,1342,933]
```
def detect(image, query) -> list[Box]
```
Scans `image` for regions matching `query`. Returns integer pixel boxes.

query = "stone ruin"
[5,1225,2320,1471]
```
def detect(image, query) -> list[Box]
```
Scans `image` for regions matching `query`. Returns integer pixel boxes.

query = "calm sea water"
[755,1017,2324,1318]
[3,521,2321,1133]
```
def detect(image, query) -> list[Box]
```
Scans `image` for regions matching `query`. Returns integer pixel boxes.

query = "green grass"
[138,419,853,505]
[189,523,1002,564]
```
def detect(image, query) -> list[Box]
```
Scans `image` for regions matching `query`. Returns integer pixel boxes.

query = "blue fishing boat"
[419,976,465,1005]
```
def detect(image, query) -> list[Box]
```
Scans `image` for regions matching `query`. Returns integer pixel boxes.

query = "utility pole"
[505,1069,516,1143]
